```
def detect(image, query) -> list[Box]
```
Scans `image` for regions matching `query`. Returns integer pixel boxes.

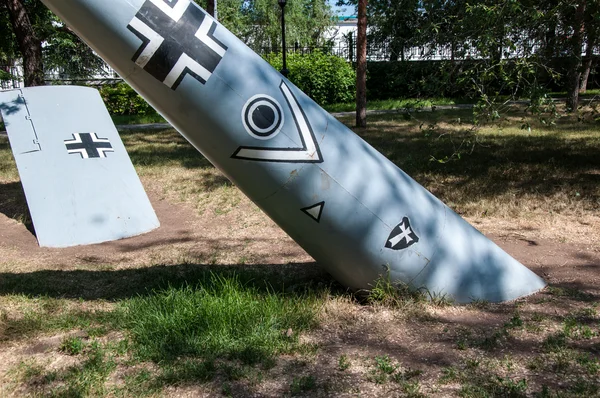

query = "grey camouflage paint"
[39,0,546,302]
[0,86,159,247]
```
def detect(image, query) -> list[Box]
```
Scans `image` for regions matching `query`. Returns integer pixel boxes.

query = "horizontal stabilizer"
[0,86,159,248]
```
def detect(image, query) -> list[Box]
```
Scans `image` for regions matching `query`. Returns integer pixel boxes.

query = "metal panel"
[0,86,159,247]
[39,0,546,302]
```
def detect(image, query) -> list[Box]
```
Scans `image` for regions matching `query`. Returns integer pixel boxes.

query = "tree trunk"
[206,0,215,18]
[389,39,401,62]
[356,0,367,128]
[491,23,505,64]
[580,35,596,93]
[3,0,44,87]
[544,23,556,61]
[566,2,586,111]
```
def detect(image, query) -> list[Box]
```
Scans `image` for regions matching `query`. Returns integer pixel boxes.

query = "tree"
[367,0,421,61]
[356,0,367,127]
[580,1,599,93]
[564,1,586,111]
[203,0,333,54]
[206,0,215,17]
[0,0,106,86]
[1,0,43,86]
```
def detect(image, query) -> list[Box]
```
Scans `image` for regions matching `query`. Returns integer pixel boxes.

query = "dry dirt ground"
[2,109,600,396]
[1,175,599,397]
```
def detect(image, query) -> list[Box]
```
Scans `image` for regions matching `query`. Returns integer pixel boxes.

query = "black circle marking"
[242,95,284,140]
[252,105,276,129]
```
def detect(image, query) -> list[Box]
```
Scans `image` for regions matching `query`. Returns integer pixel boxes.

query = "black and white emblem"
[385,217,419,250]
[242,95,284,140]
[64,133,113,159]
[127,0,227,90]
[232,81,323,163]
[301,201,325,223]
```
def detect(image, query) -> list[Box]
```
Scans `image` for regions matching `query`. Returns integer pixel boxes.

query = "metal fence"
[3,38,598,91]
[0,66,22,90]
[259,36,483,62]
[261,32,600,63]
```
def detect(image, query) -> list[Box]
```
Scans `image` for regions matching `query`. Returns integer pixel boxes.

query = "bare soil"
[1,180,599,397]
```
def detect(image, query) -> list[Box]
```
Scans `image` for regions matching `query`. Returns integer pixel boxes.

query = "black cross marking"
[128,0,227,90]
[64,133,113,159]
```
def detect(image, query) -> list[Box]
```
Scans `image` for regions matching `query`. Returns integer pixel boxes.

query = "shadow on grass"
[0,181,34,233]
[0,261,337,301]
[119,112,600,213]
[352,112,600,214]
[120,129,214,169]
[2,263,599,396]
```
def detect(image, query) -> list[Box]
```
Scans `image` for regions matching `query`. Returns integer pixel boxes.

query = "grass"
[11,341,118,397]
[122,273,321,366]
[1,270,326,396]
[290,375,316,395]
[338,354,350,371]
[0,295,120,342]
[1,106,600,396]
[60,336,86,355]
[323,97,461,113]
[336,107,600,223]
[111,113,166,125]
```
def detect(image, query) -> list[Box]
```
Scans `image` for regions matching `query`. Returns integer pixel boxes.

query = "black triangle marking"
[301,201,325,223]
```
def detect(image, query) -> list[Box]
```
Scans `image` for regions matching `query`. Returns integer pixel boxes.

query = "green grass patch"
[121,273,322,367]
[549,89,600,98]
[290,375,317,395]
[3,270,326,395]
[111,113,167,125]
[338,354,350,371]
[60,336,86,355]
[323,97,460,113]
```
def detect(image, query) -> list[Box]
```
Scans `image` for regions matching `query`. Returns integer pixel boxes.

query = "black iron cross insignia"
[64,133,113,159]
[127,0,227,90]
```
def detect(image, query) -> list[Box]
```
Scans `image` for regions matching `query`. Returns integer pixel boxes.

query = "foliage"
[99,82,157,116]
[338,354,351,370]
[0,0,105,80]
[0,0,333,82]
[368,0,423,62]
[290,375,317,395]
[59,336,85,355]
[265,51,355,105]
[42,26,106,79]
[196,0,333,53]
[339,0,600,113]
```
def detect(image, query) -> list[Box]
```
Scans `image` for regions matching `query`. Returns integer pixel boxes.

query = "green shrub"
[0,69,14,82]
[265,51,356,105]
[99,82,156,116]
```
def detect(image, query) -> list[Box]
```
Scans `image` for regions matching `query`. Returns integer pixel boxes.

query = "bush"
[265,51,356,105]
[367,60,481,100]
[99,82,156,116]
[366,58,600,101]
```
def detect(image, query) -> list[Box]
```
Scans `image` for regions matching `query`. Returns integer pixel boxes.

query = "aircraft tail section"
[0,86,160,248]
